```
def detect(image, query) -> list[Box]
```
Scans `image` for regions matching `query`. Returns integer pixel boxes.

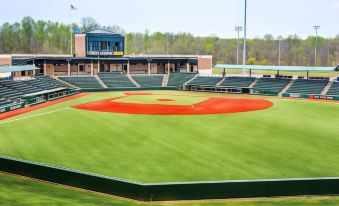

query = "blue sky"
[1,0,339,38]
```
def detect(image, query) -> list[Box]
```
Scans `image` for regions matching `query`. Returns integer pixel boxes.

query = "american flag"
[70,4,77,10]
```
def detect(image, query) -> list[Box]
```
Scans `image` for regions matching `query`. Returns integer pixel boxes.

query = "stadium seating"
[168,72,197,87]
[35,76,70,88]
[220,77,255,88]
[253,78,290,93]
[132,75,164,87]
[326,82,339,96]
[23,76,69,90]
[59,76,103,89]
[286,79,328,94]
[98,72,135,88]
[0,84,23,100]
[0,98,13,107]
[187,77,223,86]
[0,80,45,100]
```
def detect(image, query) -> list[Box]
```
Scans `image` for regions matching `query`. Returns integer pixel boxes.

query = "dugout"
[22,88,77,106]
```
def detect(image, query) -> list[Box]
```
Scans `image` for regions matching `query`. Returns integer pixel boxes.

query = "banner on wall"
[0,72,11,79]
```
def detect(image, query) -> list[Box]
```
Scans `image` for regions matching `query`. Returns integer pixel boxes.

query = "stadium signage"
[87,51,124,56]
[290,93,300,98]
[113,51,124,56]
[0,103,23,114]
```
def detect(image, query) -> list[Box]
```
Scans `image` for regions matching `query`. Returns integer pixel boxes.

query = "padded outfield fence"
[0,155,338,201]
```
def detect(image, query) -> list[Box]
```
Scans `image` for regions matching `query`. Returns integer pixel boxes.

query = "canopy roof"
[215,64,338,72]
[0,65,41,73]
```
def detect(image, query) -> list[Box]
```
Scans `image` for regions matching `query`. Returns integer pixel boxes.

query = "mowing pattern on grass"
[0,91,338,183]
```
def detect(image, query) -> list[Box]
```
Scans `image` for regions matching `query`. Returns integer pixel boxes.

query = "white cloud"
[333,1,339,9]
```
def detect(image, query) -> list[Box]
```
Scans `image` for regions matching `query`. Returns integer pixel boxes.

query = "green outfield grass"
[213,68,339,77]
[0,91,338,183]
[1,172,339,206]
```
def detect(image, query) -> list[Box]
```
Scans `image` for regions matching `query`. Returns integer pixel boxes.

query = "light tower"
[314,26,320,66]
[278,36,282,66]
[235,26,243,65]
[242,0,247,70]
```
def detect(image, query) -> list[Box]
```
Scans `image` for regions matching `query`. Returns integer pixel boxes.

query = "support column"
[67,62,71,76]
[77,64,80,75]
[277,70,280,77]
[148,62,151,75]
[127,61,130,75]
[97,60,100,74]
[187,62,190,72]
[52,64,55,76]
[167,62,171,74]
[43,61,47,76]
[91,61,94,76]
[32,61,36,76]
[306,71,309,79]
[249,69,252,77]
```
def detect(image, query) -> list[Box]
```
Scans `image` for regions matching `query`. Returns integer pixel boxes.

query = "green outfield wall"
[0,155,338,201]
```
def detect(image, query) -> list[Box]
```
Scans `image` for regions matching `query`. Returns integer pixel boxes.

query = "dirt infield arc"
[72,93,273,115]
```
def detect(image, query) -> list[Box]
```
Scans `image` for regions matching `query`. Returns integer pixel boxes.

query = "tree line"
[1,16,339,67]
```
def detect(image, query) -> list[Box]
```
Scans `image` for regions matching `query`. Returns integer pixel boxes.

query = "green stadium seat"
[286,79,328,94]
[132,75,164,87]
[98,72,135,88]
[168,72,197,87]
[59,76,103,89]
[326,82,339,96]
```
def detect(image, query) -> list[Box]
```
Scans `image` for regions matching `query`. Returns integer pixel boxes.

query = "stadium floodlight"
[243,0,247,71]
[314,26,320,66]
[235,26,243,65]
[278,36,282,66]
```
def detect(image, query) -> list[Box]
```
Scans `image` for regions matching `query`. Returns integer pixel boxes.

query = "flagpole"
[70,5,73,56]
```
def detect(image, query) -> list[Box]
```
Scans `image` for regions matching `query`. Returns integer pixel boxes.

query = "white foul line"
[0,107,70,125]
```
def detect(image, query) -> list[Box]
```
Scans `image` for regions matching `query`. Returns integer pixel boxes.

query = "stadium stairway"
[248,78,259,88]
[216,77,226,86]
[321,81,334,95]
[95,75,108,88]
[162,73,169,87]
[326,81,339,96]
[127,76,140,87]
[279,79,295,96]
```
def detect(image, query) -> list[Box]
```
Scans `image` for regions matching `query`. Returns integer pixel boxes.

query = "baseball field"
[0,90,338,184]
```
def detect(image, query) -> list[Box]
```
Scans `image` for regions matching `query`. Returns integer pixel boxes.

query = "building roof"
[84,29,122,36]
[0,65,41,73]
[22,87,67,97]
[215,64,338,72]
